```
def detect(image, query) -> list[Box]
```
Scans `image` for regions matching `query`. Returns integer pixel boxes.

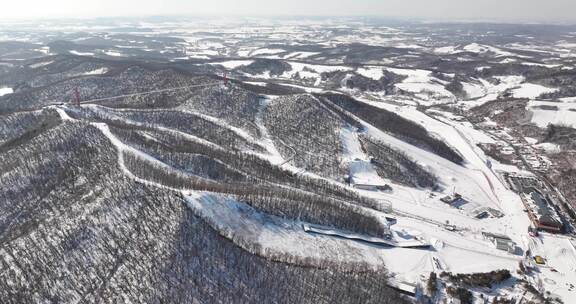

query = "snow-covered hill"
[1,18,575,304]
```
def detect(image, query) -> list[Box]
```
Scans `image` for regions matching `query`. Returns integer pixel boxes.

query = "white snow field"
[462,43,518,57]
[384,67,455,104]
[460,76,525,108]
[461,80,486,99]
[355,98,501,209]
[524,233,576,300]
[356,66,385,80]
[284,51,320,59]
[183,191,389,270]
[0,87,13,97]
[250,48,285,56]
[282,62,352,80]
[208,60,254,69]
[83,68,109,75]
[69,50,95,56]
[528,100,576,128]
[103,50,125,57]
[28,60,54,68]
[433,45,459,54]
[512,83,558,99]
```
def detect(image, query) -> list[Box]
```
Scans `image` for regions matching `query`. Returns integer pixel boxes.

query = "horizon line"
[0,14,576,27]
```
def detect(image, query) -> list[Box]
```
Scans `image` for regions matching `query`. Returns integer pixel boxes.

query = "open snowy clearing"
[28,60,54,68]
[83,68,109,75]
[463,43,518,57]
[283,62,353,79]
[384,67,455,103]
[69,50,95,56]
[103,50,125,57]
[208,60,254,69]
[0,87,13,97]
[284,51,320,59]
[434,45,460,54]
[512,83,558,99]
[460,76,525,108]
[461,80,486,99]
[523,233,576,301]
[250,48,285,56]
[356,66,385,80]
[528,100,576,128]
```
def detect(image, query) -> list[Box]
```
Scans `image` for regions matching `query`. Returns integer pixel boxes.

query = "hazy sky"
[2,0,576,22]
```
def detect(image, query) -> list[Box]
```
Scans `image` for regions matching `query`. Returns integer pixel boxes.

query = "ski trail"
[92,122,194,191]
[88,104,267,152]
[181,109,262,146]
[88,104,279,156]
[54,102,359,209]
[254,96,285,165]
[85,104,225,150]
[51,106,77,122]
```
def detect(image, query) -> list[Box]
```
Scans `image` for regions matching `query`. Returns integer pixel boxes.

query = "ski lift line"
[77,82,221,104]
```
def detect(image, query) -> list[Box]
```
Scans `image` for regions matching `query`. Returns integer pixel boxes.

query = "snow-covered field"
[28,60,54,68]
[250,48,285,56]
[385,67,455,104]
[512,83,558,99]
[460,76,525,108]
[83,68,109,75]
[463,43,518,57]
[284,51,319,59]
[103,50,124,57]
[70,50,95,56]
[283,62,352,79]
[0,87,13,96]
[356,66,385,80]
[524,233,576,300]
[209,60,254,69]
[528,100,576,128]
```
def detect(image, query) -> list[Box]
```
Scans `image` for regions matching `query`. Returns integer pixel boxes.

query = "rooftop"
[530,191,562,228]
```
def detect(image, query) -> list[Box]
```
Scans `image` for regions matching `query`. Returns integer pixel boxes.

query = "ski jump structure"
[302,224,430,249]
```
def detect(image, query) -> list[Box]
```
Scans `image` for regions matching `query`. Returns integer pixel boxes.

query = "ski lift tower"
[220,71,231,92]
[73,87,81,106]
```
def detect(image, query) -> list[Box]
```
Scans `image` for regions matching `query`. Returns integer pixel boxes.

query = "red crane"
[73,87,81,106]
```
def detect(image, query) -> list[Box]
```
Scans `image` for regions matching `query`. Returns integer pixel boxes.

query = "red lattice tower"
[73,87,80,106]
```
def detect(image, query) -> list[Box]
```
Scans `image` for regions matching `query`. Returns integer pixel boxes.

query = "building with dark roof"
[528,191,563,233]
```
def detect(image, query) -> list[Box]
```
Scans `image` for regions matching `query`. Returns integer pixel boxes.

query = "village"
[473,118,574,235]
